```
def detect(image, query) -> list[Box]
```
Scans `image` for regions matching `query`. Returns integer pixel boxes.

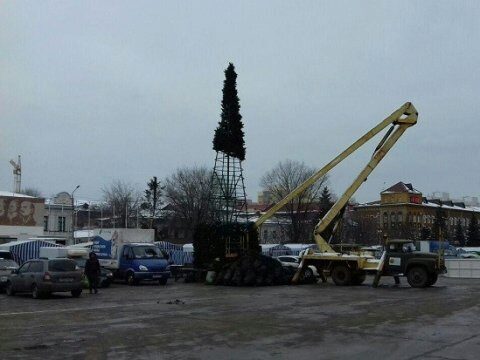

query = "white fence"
[445,259,480,278]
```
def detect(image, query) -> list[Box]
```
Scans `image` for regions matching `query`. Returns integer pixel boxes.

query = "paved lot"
[1,276,479,360]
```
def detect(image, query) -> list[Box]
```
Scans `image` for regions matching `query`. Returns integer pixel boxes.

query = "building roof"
[0,191,36,198]
[356,199,480,214]
[381,182,421,195]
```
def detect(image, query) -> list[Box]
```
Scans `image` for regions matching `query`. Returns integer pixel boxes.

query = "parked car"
[459,252,480,259]
[5,258,83,299]
[0,258,19,292]
[74,258,114,288]
[275,255,319,279]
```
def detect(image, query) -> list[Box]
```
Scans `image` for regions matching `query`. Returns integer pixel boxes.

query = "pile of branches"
[214,253,296,286]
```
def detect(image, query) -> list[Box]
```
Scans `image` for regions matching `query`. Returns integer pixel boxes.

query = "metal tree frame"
[210,151,249,253]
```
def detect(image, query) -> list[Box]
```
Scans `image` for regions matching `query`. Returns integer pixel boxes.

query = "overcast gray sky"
[1,1,479,203]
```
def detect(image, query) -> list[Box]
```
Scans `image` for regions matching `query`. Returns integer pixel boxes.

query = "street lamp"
[71,185,80,244]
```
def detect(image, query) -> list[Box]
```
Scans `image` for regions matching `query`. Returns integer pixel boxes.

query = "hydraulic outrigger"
[254,102,423,286]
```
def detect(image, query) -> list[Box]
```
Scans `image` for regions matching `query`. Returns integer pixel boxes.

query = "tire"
[303,268,314,279]
[5,282,15,296]
[331,265,352,286]
[407,266,428,288]
[126,272,137,286]
[71,289,82,298]
[101,279,110,288]
[427,273,438,286]
[158,278,168,285]
[300,268,316,284]
[32,284,42,299]
[351,271,366,285]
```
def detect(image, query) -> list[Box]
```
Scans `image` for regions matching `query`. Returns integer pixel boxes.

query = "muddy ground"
[1,276,479,359]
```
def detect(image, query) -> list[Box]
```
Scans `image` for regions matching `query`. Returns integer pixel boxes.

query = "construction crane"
[253,103,444,287]
[9,155,21,193]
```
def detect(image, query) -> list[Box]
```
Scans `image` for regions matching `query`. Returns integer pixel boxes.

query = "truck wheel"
[126,272,138,286]
[407,266,428,288]
[427,273,438,286]
[331,265,352,286]
[5,282,15,296]
[351,271,366,285]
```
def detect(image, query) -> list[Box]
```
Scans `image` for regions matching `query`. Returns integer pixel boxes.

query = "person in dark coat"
[85,252,101,294]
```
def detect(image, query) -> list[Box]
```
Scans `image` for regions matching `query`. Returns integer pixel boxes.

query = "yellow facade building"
[352,182,480,244]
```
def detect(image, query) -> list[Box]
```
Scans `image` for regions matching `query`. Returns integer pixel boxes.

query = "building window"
[58,216,66,232]
[383,212,388,228]
[44,216,49,231]
[397,212,403,224]
[390,212,396,228]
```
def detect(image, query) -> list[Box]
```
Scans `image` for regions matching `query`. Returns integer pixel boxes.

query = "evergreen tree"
[455,222,465,246]
[212,63,246,161]
[319,186,334,217]
[421,227,431,240]
[467,213,480,246]
[144,176,163,230]
[432,207,447,240]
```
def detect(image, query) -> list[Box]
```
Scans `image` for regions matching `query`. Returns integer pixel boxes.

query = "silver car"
[0,258,19,291]
[5,258,83,299]
[276,255,319,279]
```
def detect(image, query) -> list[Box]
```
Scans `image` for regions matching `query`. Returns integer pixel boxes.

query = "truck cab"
[117,243,170,285]
[382,239,446,287]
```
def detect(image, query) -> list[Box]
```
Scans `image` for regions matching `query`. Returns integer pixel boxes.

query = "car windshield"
[48,260,76,272]
[0,259,18,269]
[132,246,164,259]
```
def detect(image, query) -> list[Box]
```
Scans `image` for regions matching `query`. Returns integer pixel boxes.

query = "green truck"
[374,239,447,288]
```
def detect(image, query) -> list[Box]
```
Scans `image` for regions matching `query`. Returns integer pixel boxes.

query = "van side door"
[118,246,133,279]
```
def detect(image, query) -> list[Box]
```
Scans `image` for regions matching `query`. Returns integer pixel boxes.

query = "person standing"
[85,252,101,294]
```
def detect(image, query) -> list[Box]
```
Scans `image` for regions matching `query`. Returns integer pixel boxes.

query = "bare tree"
[163,166,213,241]
[102,180,142,228]
[21,187,42,197]
[260,159,329,243]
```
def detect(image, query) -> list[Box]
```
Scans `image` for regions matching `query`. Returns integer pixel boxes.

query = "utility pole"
[9,155,21,193]
[71,185,80,244]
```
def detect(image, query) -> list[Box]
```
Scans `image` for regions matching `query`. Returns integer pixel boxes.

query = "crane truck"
[253,102,446,288]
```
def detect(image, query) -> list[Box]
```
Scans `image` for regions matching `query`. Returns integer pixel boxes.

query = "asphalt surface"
[0,276,479,360]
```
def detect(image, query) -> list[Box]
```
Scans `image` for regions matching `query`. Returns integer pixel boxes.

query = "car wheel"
[304,268,314,278]
[126,272,137,286]
[407,266,428,288]
[5,282,15,296]
[331,265,352,286]
[101,279,110,288]
[71,289,82,298]
[32,284,42,299]
[158,278,168,285]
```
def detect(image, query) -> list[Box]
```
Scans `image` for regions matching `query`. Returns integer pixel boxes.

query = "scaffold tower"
[210,151,248,225]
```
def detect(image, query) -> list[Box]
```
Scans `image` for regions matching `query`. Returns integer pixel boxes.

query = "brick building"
[350,182,480,245]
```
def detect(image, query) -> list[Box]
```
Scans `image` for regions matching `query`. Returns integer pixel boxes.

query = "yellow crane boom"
[254,102,418,253]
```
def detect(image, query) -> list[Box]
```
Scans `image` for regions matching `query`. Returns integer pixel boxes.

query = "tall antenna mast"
[9,155,21,193]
